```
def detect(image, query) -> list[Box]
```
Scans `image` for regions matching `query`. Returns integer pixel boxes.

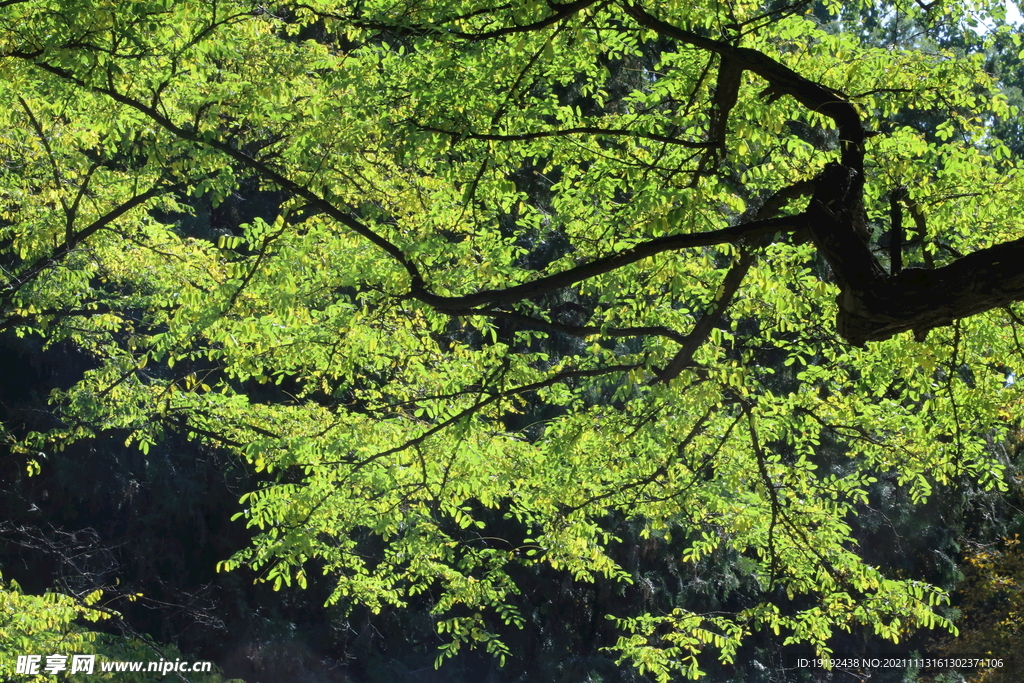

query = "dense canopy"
[2,0,1024,679]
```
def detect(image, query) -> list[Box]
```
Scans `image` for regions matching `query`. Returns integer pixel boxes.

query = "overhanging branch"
[837,236,1024,345]
[622,3,866,177]
[415,215,803,312]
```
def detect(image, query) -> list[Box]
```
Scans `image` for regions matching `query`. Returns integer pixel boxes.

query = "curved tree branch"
[621,2,865,180]
[416,122,711,148]
[414,215,803,312]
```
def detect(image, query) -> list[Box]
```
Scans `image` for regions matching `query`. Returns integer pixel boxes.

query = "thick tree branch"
[622,3,866,178]
[837,236,1024,345]
[803,162,886,294]
[801,164,1024,345]
[30,21,1024,351]
[305,0,601,41]
[654,247,756,383]
[415,215,802,312]
[618,5,1024,346]
[706,55,743,169]
[416,122,711,148]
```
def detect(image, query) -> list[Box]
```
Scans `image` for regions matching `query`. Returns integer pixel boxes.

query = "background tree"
[0,571,230,682]
[927,535,1024,683]
[2,0,1024,680]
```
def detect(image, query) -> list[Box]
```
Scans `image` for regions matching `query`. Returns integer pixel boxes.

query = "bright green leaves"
[0,573,229,682]
[0,574,110,669]
[607,610,747,681]
[2,0,1023,677]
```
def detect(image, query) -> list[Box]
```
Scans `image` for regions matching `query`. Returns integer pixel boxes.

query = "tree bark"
[836,239,1024,345]
[805,163,1024,345]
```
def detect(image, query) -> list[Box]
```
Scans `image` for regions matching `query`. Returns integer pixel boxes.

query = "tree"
[2,0,1023,678]
[930,535,1024,683]
[0,572,229,682]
